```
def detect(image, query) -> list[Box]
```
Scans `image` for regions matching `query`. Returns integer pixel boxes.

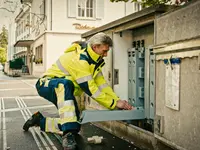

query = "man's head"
[87,32,113,57]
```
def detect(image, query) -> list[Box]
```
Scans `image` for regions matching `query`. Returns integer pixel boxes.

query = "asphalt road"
[0,71,140,150]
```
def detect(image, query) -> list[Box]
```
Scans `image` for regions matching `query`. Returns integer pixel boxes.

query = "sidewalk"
[17,74,38,80]
[0,71,38,80]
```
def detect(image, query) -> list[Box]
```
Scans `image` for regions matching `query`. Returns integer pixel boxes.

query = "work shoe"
[62,132,77,150]
[23,111,44,131]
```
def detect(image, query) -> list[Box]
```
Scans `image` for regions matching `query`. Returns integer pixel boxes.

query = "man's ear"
[92,45,97,51]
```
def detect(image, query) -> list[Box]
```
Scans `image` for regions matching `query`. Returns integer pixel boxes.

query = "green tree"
[0,47,6,64]
[0,26,8,64]
[109,0,191,7]
[0,26,8,48]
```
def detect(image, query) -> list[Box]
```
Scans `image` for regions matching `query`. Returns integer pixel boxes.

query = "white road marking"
[0,88,33,91]
[19,97,58,150]
[0,104,55,113]
[0,82,22,85]
[2,98,7,150]
[0,96,41,99]
[17,97,51,150]
[15,98,44,150]
[17,97,50,150]
[42,131,59,149]
[20,98,58,150]
[20,80,36,88]
[18,97,58,150]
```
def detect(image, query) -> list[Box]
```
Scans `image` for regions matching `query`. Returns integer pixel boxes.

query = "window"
[35,45,43,64]
[68,0,104,19]
[133,2,142,12]
[78,0,94,18]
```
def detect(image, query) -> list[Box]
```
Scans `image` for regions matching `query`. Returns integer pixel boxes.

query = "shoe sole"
[23,122,29,131]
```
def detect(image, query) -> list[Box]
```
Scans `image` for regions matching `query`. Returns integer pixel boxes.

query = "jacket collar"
[86,44,102,63]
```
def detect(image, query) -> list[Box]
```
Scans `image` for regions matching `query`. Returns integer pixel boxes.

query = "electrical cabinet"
[128,40,155,121]
[128,41,145,108]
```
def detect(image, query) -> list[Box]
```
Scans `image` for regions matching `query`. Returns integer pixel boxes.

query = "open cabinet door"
[112,31,133,100]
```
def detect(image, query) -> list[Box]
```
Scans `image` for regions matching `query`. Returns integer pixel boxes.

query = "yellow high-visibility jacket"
[42,43,119,109]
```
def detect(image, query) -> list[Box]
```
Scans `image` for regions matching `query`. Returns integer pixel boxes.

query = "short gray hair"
[87,32,113,47]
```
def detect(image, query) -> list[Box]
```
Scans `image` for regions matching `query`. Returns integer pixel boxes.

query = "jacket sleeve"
[94,71,119,101]
[66,59,118,110]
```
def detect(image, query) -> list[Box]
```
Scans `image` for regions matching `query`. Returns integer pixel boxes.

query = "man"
[23,32,133,150]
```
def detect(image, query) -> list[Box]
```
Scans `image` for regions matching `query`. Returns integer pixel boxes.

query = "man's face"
[92,44,110,57]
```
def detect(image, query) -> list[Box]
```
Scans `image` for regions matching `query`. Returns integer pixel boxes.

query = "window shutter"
[96,0,104,19]
[67,0,77,18]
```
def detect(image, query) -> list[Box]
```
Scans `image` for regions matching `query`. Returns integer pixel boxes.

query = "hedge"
[9,58,25,69]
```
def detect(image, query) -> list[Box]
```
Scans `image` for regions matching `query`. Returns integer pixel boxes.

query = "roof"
[14,40,34,47]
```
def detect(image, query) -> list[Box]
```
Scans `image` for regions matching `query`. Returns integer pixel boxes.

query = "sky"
[0,0,20,29]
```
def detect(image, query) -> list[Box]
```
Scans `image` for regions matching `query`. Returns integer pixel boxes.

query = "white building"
[11,0,142,77]
[7,22,15,61]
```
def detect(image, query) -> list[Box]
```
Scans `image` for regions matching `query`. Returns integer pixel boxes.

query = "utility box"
[81,5,172,150]
[81,2,200,150]
[154,1,200,150]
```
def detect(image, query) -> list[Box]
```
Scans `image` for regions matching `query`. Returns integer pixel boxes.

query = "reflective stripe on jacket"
[42,43,119,109]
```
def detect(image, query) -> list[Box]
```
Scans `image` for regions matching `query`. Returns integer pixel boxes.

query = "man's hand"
[116,100,134,110]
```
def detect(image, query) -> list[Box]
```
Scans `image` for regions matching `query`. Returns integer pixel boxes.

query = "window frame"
[133,2,142,13]
[35,44,43,65]
[76,0,95,19]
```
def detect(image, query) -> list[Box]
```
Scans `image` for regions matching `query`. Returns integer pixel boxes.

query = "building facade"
[80,1,200,150]
[9,0,142,77]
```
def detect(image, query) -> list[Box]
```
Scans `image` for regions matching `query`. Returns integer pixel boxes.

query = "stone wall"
[155,1,200,149]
